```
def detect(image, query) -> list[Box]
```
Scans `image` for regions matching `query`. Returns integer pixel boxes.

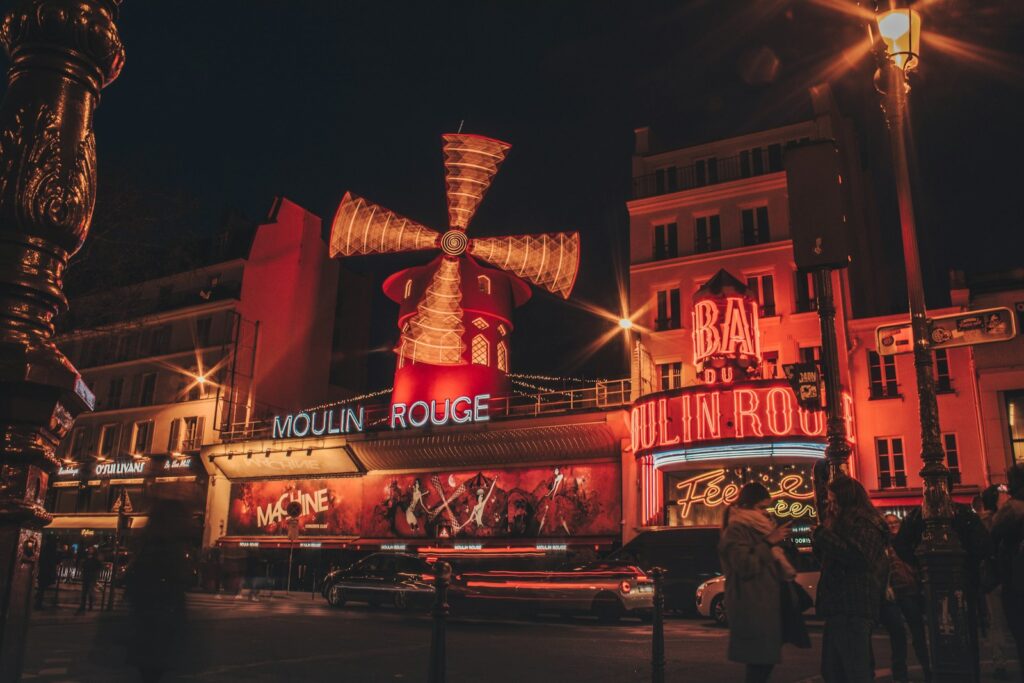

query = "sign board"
[783,362,822,411]
[785,140,850,271]
[876,307,1017,356]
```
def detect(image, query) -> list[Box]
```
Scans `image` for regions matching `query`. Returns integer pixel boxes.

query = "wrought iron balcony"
[632,153,783,200]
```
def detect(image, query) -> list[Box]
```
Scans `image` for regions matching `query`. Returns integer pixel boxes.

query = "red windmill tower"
[329,134,581,408]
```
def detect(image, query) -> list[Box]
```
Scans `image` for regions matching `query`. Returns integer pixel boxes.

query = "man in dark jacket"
[813,476,889,683]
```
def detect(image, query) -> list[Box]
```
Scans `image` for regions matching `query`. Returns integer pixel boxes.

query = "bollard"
[650,566,666,683]
[428,561,452,683]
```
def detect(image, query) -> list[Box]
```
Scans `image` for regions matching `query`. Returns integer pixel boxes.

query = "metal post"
[428,561,451,683]
[286,545,294,593]
[880,60,971,682]
[0,2,123,678]
[811,269,852,511]
[650,567,665,683]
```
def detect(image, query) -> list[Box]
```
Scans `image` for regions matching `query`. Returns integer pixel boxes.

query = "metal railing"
[217,379,632,443]
[632,154,783,200]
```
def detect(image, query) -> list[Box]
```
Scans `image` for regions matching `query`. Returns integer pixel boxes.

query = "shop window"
[694,215,721,253]
[653,223,678,260]
[934,348,953,392]
[746,274,776,317]
[942,433,961,484]
[659,362,682,391]
[478,275,491,295]
[98,424,120,460]
[1008,391,1024,464]
[741,206,771,245]
[496,341,508,373]
[795,271,817,312]
[471,335,489,366]
[876,436,907,489]
[130,421,153,456]
[52,488,79,514]
[869,350,899,399]
[655,288,681,331]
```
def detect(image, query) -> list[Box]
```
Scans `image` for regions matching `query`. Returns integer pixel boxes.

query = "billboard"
[227,478,362,536]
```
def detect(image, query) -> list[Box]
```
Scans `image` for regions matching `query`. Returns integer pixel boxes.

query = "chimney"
[634,126,651,156]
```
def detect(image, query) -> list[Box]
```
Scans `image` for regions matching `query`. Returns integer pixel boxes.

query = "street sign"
[783,362,823,411]
[876,306,1017,356]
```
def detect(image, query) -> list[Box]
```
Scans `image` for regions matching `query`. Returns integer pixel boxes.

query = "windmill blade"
[397,258,466,366]
[442,134,511,230]
[329,192,440,257]
[469,232,581,299]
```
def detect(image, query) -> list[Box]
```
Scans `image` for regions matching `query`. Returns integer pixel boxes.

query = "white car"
[695,553,820,626]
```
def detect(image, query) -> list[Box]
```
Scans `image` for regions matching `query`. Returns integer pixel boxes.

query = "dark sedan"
[322,553,434,610]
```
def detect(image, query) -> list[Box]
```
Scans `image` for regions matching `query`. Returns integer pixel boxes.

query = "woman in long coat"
[719,482,795,683]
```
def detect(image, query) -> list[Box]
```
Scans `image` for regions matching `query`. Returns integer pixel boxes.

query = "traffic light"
[785,140,850,271]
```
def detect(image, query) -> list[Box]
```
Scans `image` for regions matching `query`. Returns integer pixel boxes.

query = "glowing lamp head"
[618,318,634,331]
[877,7,921,71]
[196,374,207,385]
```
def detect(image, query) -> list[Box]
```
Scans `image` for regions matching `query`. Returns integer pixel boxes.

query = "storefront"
[202,401,631,588]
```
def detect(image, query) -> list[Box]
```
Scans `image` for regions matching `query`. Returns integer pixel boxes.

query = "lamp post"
[872,4,973,680]
[0,1,124,679]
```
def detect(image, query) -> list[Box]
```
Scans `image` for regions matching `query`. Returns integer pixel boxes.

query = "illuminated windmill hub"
[440,230,469,256]
[329,133,581,408]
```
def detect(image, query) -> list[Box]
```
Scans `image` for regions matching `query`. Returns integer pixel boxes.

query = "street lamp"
[873,4,973,680]
[618,318,634,331]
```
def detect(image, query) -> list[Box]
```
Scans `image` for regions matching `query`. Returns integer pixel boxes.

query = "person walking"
[718,482,797,683]
[879,513,931,682]
[35,535,58,610]
[76,546,102,614]
[813,476,888,683]
[979,484,1013,679]
[991,464,1024,681]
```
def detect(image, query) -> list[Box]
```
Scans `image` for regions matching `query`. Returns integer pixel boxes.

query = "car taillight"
[620,580,631,594]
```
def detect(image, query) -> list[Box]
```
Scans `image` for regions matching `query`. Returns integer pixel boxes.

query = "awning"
[47,514,148,530]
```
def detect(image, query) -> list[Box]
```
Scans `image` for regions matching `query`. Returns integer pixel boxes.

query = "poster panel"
[362,462,621,539]
[227,478,362,536]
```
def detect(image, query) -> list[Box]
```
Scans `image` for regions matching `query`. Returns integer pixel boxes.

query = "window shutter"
[195,417,206,448]
[167,418,180,452]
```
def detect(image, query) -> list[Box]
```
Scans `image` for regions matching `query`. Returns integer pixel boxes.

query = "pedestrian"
[897,474,992,681]
[880,513,931,682]
[980,484,1013,679]
[35,535,58,610]
[812,476,888,683]
[991,464,1024,681]
[123,498,193,683]
[718,482,797,683]
[77,546,102,614]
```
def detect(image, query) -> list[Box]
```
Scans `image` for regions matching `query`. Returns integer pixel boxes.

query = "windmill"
[329,134,581,408]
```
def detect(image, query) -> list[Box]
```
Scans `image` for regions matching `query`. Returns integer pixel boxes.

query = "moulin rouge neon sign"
[674,468,817,520]
[630,380,855,454]
[692,296,761,381]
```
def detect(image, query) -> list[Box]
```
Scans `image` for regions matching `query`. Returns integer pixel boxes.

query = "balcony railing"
[632,154,783,200]
[217,379,633,443]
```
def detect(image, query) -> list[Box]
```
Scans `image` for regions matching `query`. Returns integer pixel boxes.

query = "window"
[653,223,678,260]
[795,271,817,312]
[471,335,488,366]
[471,317,489,330]
[767,143,783,172]
[115,335,134,361]
[746,274,776,317]
[496,342,508,373]
[138,373,157,406]
[149,325,171,355]
[1007,391,1024,464]
[477,275,491,295]
[655,166,678,194]
[761,350,780,379]
[130,421,153,456]
[497,324,508,337]
[655,288,681,331]
[181,416,204,451]
[69,426,91,459]
[942,433,961,484]
[106,376,124,410]
[741,207,771,245]
[934,348,952,392]
[695,157,718,186]
[799,346,822,364]
[876,437,907,489]
[868,350,898,398]
[98,424,120,459]
[196,316,212,347]
[694,215,721,253]
[659,362,683,391]
[403,279,413,299]
[740,148,765,178]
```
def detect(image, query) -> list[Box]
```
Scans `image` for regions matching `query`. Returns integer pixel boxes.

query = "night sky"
[69,1,1024,389]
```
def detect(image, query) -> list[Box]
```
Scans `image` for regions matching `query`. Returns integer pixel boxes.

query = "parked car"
[605,527,721,614]
[322,552,435,610]
[695,550,820,626]
[454,560,654,621]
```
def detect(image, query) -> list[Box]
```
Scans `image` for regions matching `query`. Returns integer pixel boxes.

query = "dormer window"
[478,275,491,294]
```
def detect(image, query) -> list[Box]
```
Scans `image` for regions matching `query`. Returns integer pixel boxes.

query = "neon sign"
[273,406,365,439]
[692,296,761,371]
[630,380,855,455]
[667,464,818,527]
[390,393,490,429]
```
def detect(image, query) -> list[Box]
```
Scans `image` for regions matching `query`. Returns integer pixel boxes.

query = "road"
[20,592,972,682]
